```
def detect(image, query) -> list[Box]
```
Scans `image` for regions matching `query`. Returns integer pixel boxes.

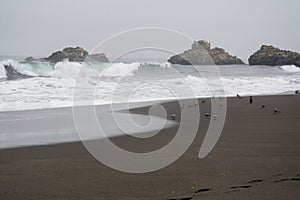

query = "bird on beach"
[249,96,253,104]
[295,90,300,95]
[273,108,281,114]
[261,104,266,109]
[171,114,176,120]
[204,113,211,118]
[201,100,206,104]
[237,94,242,99]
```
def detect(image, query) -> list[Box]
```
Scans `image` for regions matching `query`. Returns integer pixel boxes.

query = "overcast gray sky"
[0,0,299,62]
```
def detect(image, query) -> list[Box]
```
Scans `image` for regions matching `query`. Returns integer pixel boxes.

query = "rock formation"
[24,47,109,63]
[45,47,89,63]
[24,56,36,62]
[249,45,300,67]
[4,64,33,80]
[85,53,109,63]
[24,56,46,62]
[168,40,245,65]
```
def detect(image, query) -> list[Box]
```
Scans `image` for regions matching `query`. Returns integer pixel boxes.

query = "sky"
[0,0,299,62]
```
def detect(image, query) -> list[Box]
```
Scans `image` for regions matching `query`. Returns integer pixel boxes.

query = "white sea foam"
[0,62,6,79]
[0,59,175,79]
[101,62,140,77]
[50,61,98,77]
[0,60,300,111]
[280,65,300,72]
[0,59,39,76]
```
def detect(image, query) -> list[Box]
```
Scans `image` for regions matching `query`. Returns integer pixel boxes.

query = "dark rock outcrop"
[85,53,109,63]
[168,40,245,65]
[24,56,36,62]
[4,64,33,80]
[24,56,46,62]
[249,45,300,67]
[24,47,109,63]
[45,47,89,63]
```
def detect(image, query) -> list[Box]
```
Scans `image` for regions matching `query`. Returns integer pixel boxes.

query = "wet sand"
[1,95,300,199]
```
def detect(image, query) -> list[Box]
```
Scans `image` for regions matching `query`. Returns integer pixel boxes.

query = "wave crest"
[280,65,300,72]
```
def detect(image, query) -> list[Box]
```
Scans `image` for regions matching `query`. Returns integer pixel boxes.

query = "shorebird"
[201,99,206,104]
[249,96,253,104]
[237,94,242,99]
[273,108,281,114]
[171,114,176,120]
[261,104,266,109]
[295,90,300,95]
[204,113,211,118]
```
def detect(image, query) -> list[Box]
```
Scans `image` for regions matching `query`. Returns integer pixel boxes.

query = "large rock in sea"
[85,53,109,63]
[168,40,245,65]
[25,47,110,63]
[24,56,46,62]
[24,56,36,62]
[249,45,300,67]
[46,47,89,63]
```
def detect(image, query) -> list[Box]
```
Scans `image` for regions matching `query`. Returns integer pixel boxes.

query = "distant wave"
[280,65,300,72]
[0,59,173,79]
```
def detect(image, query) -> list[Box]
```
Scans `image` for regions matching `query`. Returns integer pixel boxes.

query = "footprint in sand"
[168,188,211,199]
[230,185,252,189]
[194,188,210,194]
[291,178,300,181]
[168,196,193,200]
[274,174,300,183]
[247,179,263,184]
[229,178,264,191]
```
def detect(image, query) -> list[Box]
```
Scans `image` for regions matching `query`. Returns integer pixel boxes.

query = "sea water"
[0,60,299,112]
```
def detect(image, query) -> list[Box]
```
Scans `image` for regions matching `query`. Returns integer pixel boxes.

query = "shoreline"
[1,93,298,150]
[0,91,298,113]
[1,94,300,199]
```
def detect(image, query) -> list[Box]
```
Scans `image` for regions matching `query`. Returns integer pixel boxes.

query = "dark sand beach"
[1,94,300,200]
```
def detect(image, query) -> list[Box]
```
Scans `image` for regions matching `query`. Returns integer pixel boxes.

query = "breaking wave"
[1,59,300,111]
[280,65,300,72]
[0,62,6,79]
[0,59,173,79]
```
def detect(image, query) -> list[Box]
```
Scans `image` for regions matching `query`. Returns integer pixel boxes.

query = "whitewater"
[0,60,300,112]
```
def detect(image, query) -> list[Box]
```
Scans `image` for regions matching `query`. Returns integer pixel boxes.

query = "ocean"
[0,59,299,112]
